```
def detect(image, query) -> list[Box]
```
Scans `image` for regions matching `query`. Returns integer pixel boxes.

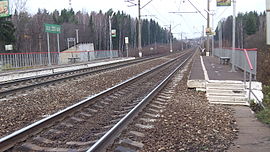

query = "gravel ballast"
[0,57,173,138]
[140,61,238,151]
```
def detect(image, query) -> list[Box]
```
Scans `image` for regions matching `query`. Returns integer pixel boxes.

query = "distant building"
[59,43,95,64]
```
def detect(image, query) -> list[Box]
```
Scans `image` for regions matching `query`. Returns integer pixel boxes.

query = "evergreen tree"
[245,12,257,35]
[0,17,16,51]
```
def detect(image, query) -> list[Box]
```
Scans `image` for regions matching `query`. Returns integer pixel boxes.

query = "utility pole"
[266,0,270,45]
[138,0,142,57]
[181,33,183,51]
[211,13,214,56]
[231,0,236,72]
[169,24,173,52]
[38,35,42,65]
[218,22,222,49]
[57,33,60,64]
[148,22,151,45]
[109,15,113,58]
[75,29,79,44]
[47,33,51,65]
[202,25,204,49]
[125,0,154,57]
[206,0,210,56]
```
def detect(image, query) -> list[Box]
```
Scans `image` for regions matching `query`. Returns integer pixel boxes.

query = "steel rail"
[87,51,194,152]
[0,55,164,98]
[0,51,191,151]
[0,58,151,85]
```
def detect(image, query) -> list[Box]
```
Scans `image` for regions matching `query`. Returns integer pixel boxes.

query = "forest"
[0,7,171,53]
[214,11,266,49]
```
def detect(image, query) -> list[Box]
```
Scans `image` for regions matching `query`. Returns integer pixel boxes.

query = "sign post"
[46,33,51,65]
[45,24,61,65]
[109,16,113,59]
[216,0,231,6]
[111,29,117,58]
[0,0,10,18]
[125,37,129,57]
[57,34,60,64]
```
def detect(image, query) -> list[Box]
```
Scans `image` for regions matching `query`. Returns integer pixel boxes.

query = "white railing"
[0,50,119,70]
[243,49,265,108]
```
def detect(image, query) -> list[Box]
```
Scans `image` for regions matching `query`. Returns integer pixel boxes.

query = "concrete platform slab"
[189,55,205,80]
[203,56,245,81]
[228,106,270,152]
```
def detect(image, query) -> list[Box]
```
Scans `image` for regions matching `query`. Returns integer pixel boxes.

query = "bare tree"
[10,0,28,14]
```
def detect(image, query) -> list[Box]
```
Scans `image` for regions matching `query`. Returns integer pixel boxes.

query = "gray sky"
[25,0,266,39]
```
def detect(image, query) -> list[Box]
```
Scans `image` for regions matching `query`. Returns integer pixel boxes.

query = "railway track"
[0,55,168,99]
[107,60,190,152]
[0,49,195,151]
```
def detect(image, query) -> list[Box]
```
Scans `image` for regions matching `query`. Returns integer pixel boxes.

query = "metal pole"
[109,16,113,58]
[39,35,42,65]
[126,43,129,57]
[249,72,252,101]
[67,39,70,50]
[241,20,244,48]
[47,33,51,66]
[138,0,142,57]
[76,29,79,44]
[202,25,204,49]
[148,22,150,45]
[181,33,183,51]
[73,40,75,58]
[57,33,60,65]
[206,0,210,56]
[169,24,172,52]
[219,22,222,48]
[231,0,236,72]
[244,52,247,87]
[211,13,214,56]
[267,0,270,45]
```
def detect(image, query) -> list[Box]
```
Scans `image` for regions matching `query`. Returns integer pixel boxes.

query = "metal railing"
[213,48,257,78]
[0,50,119,70]
[214,48,264,107]
[243,49,265,108]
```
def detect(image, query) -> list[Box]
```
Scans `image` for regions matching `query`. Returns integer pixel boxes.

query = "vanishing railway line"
[107,60,189,152]
[0,49,194,151]
[0,55,168,99]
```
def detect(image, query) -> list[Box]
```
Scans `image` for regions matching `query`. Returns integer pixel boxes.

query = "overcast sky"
[25,0,266,39]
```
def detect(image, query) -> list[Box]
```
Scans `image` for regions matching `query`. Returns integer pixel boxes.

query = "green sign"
[112,29,116,38]
[45,24,61,34]
[0,0,10,18]
[217,0,231,6]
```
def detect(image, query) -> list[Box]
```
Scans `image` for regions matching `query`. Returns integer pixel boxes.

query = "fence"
[213,48,257,78]
[0,50,119,70]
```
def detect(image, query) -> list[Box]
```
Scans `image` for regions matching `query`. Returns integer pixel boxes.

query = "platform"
[0,57,135,83]
[189,56,245,81]
[187,55,262,105]
[188,55,270,152]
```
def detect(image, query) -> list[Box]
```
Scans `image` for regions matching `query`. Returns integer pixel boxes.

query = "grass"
[254,85,270,125]
[256,108,270,125]
[1,64,35,71]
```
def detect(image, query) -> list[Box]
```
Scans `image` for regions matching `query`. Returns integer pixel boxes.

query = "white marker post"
[125,37,129,57]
